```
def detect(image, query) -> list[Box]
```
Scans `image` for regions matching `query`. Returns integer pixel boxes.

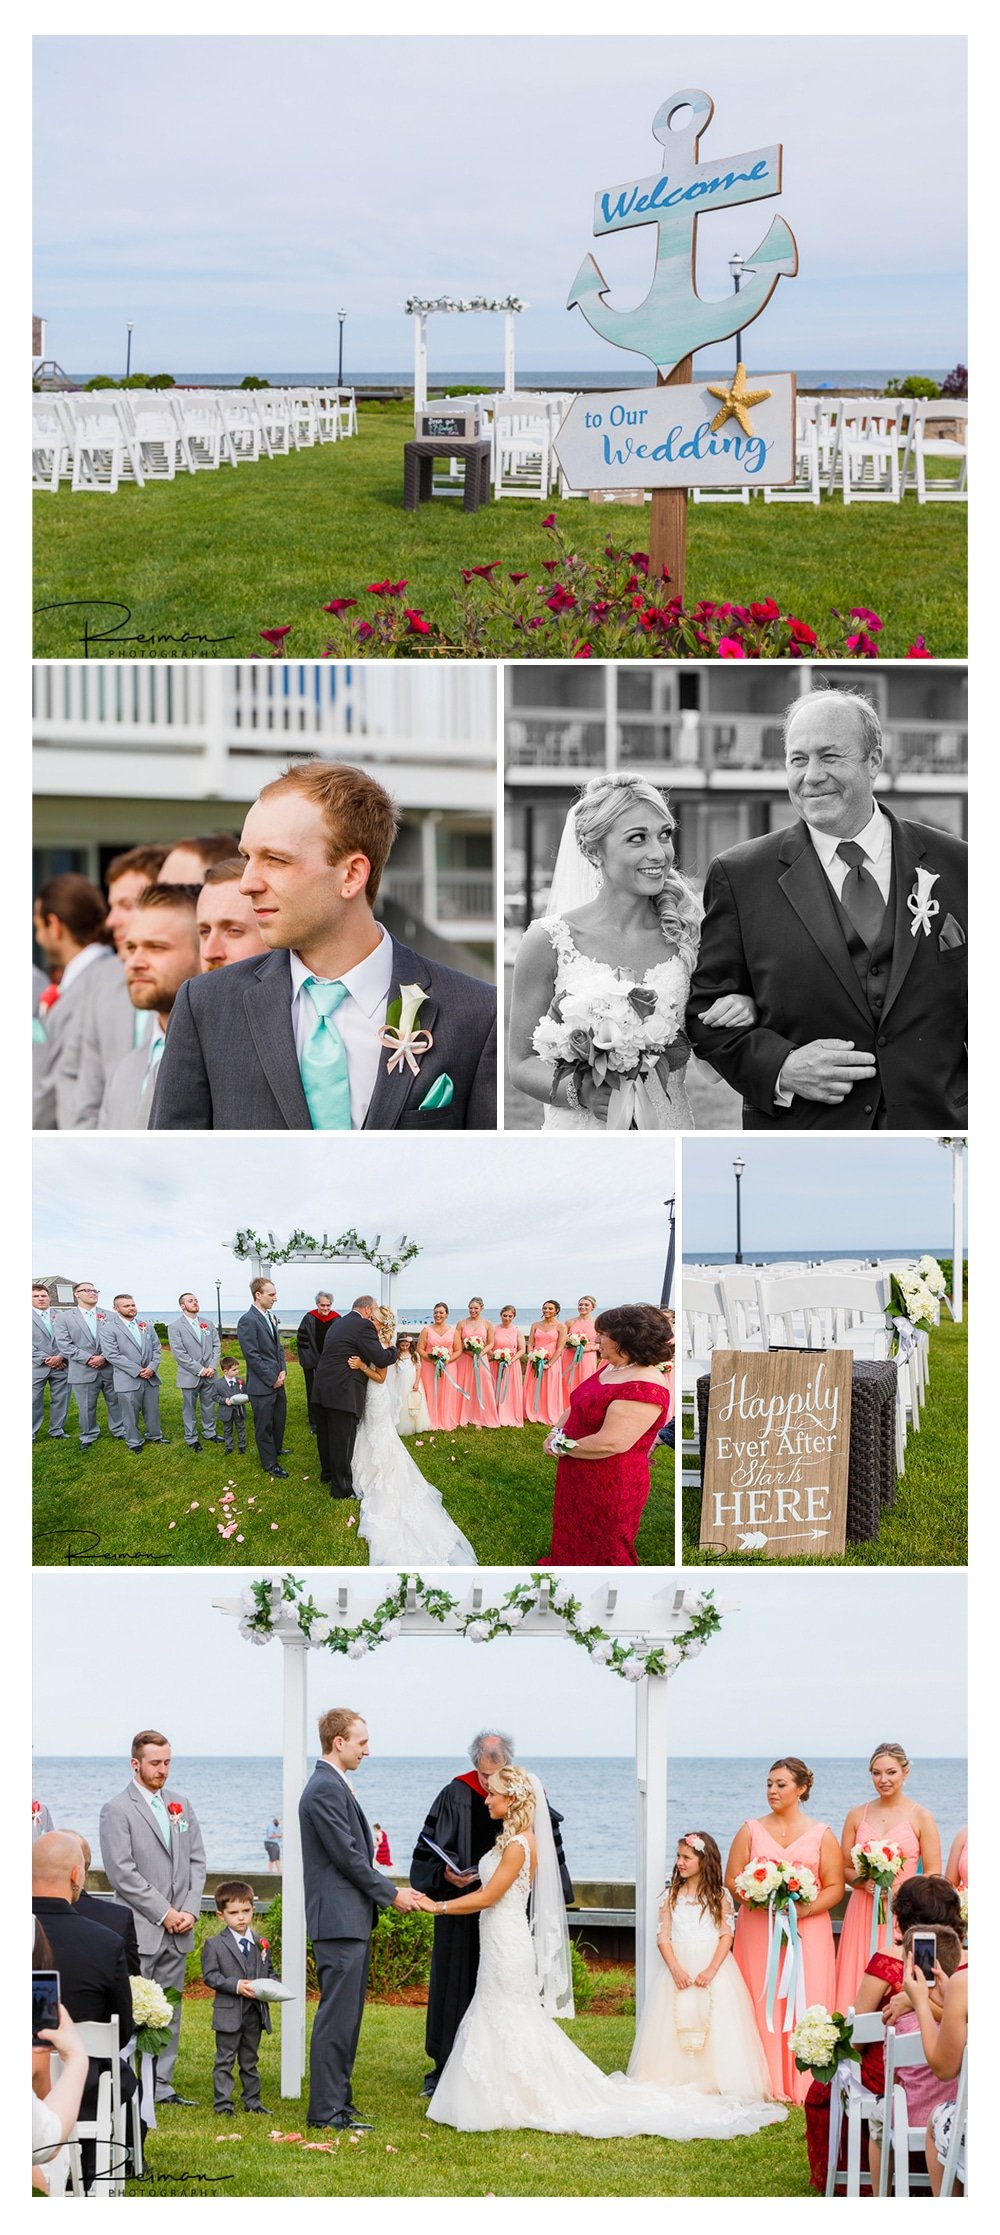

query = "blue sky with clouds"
[682,1138,968,1259]
[33,35,966,375]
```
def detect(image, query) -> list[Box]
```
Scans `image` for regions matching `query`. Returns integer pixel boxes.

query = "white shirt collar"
[318,1756,353,1786]
[60,943,108,998]
[289,927,393,1019]
[807,800,886,869]
[229,1925,255,1946]
[132,1779,166,1809]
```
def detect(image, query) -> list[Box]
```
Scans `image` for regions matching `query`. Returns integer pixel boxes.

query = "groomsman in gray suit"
[101,1295,168,1453]
[236,1277,289,1477]
[73,845,169,1129]
[32,876,117,1130]
[98,886,201,1130]
[168,1295,221,1450]
[32,1281,70,1439]
[52,1281,126,1447]
[99,1729,207,2105]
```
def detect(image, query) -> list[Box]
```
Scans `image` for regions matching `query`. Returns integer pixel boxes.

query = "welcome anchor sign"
[699,1350,853,1559]
[555,89,798,587]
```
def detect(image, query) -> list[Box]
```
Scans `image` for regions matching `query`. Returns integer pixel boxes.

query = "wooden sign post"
[563,89,798,597]
[699,1350,853,1558]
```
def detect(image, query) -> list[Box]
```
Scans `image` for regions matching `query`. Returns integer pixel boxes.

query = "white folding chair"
[763,398,821,503]
[680,1274,730,1491]
[172,393,225,472]
[128,393,187,480]
[879,2025,936,2195]
[716,1266,765,1347]
[900,400,968,502]
[68,395,143,493]
[493,400,553,498]
[825,2008,886,2197]
[938,2047,968,2196]
[840,398,904,504]
[334,387,357,438]
[66,2016,128,2196]
[691,482,751,505]
[217,390,264,463]
[32,394,73,490]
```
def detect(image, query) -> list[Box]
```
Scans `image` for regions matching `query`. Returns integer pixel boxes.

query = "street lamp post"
[661,1197,676,1309]
[126,322,133,380]
[936,1138,967,1322]
[337,308,346,388]
[733,1158,745,1265]
[215,1278,223,1337]
[728,255,754,371]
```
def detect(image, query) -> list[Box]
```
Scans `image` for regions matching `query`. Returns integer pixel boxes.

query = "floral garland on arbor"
[238,1570,722,1683]
[230,1228,421,1277]
[404,295,524,315]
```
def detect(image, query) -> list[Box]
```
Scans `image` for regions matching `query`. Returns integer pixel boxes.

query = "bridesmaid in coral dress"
[523,1300,568,1428]
[547,1304,673,1564]
[490,1305,525,1428]
[727,1758,844,2105]
[945,1824,969,1893]
[417,1303,464,1431]
[452,1299,502,1429]
[835,1742,941,2006]
[562,1295,600,1403]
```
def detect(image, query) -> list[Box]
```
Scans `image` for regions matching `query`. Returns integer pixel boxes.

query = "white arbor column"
[633,1671,669,2017]
[414,315,428,414]
[420,813,440,930]
[280,1630,309,2098]
[200,664,229,798]
[950,1139,965,1323]
[503,310,516,396]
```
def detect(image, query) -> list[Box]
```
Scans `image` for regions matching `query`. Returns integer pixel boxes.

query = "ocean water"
[143,1307,578,1332]
[34,1754,967,1880]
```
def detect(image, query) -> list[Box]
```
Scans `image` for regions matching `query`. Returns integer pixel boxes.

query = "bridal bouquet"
[735,1859,818,2036]
[463,1335,488,1355]
[788,2005,859,2087]
[130,1976,179,2055]
[532,978,689,1131]
[851,1838,906,1954]
[734,1858,818,1910]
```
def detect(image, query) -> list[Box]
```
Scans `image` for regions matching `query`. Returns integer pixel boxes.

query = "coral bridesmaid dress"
[957,1837,968,1891]
[453,1319,501,1428]
[733,1819,837,2104]
[833,1813,921,2007]
[490,1333,524,1427]
[523,1324,565,1428]
[562,1317,599,1401]
[420,1327,464,1431]
[549,1372,670,1564]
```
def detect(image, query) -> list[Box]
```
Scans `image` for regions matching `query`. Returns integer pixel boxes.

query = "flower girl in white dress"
[628,1834,777,2102]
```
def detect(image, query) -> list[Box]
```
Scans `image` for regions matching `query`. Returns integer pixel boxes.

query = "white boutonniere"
[378,983,435,1076]
[907,865,941,938]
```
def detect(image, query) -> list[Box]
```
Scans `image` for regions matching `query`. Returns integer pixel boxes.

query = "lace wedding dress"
[352,1371,475,1567]
[427,1836,787,2138]
[535,917,694,1133]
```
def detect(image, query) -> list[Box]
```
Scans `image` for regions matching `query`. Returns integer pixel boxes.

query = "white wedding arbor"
[214,1573,734,2098]
[406,295,525,414]
[224,1230,421,1317]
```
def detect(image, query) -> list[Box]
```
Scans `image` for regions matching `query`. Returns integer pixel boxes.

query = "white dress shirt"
[289,931,395,1131]
[775,804,892,1104]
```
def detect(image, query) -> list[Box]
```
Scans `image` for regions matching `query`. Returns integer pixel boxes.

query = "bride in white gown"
[348,1308,475,1567]
[507,773,754,1132]
[425,1766,786,2141]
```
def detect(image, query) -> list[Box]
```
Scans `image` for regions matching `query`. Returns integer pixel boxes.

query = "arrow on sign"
[737,1528,830,1550]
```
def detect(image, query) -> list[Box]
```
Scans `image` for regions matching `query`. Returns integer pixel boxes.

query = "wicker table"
[403,437,492,513]
[696,1355,898,1544]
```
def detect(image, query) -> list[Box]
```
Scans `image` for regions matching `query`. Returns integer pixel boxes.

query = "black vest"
[830,857,897,1024]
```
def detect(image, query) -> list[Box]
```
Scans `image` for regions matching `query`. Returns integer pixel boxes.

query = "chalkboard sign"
[418,410,478,440]
[699,1349,853,1558]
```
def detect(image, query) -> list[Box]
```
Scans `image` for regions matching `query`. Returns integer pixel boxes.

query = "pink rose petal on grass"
[270,1523,279,1531]
[347,1516,356,1527]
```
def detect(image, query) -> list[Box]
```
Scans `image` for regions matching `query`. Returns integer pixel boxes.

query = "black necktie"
[836,841,885,948]
[240,1936,253,1959]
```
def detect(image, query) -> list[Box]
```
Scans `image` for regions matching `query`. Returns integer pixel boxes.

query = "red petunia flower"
[460,563,501,583]
[260,627,291,652]
[718,636,746,658]
[544,585,578,613]
[404,610,431,635]
[788,617,818,646]
[322,598,357,616]
[541,559,559,573]
[366,579,407,596]
[509,572,528,584]
[573,644,592,658]
[542,512,557,528]
[749,599,781,623]
[357,621,375,640]
[906,637,931,658]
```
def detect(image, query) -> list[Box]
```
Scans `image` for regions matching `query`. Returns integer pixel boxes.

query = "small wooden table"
[403,437,491,513]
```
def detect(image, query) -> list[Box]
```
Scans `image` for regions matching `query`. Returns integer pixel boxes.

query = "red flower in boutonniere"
[258,1939,269,1954]
[199,1322,208,1331]
[32,1800,42,1817]
[137,1321,147,1330]
[167,1802,184,1817]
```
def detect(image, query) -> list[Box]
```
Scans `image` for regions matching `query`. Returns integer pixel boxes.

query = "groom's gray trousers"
[308,1937,372,2121]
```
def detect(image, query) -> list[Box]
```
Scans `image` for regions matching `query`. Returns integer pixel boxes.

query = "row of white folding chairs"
[57,2014,141,2197]
[33,386,357,492]
[826,2014,967,2197]
[692,394,967,506]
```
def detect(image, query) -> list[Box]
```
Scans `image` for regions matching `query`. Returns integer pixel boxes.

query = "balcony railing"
[381,869,495,922]
[506,712,967,779]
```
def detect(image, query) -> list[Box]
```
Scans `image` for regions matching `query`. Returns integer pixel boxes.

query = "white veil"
[526,1771,575,2019]
[544,802,601,917]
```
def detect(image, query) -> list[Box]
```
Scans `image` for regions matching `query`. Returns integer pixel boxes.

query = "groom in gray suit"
[99,1729,207,2104]
[149,762,496,1131]
[168,1294,221,1449]
[299,1709,424,2129]
[52,1281,127,1447]
[101,1295,167,1453]
[32,1282,70,1439]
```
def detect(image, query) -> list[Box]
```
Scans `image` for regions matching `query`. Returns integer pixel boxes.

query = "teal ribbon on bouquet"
[494,1356,510,1405]
[431,1353,466,1397]
[763,1897,808,2035]
[526,1356,548,1421]
[464,1343,486,1405]
[569,1338,587,1366]
[869,1882,894,1958]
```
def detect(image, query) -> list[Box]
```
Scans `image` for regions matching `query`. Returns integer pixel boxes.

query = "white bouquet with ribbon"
[130,1975,178,2054]
[789,2005,858,2087]
[532,974,689,1132]
[917,1254,947,1298]
[851,1838,905,1955]
[735,1858,818,2035]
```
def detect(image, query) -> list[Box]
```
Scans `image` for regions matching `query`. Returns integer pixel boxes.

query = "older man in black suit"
[150,762,496,1131]
[311,1296,397,1496]
[686,686,968,1130]
[32,1832,138,2170]
[62,1832,142,1973]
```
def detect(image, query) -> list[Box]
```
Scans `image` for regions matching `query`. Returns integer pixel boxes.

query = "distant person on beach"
[263,1817,282,1872]
[373,1823,391,1866]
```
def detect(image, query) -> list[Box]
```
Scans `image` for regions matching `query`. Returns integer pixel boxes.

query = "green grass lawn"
[32,1353,673,1567]
[33,403,967,656]
[129,1999,809,2198]
[681,1310,967,1567]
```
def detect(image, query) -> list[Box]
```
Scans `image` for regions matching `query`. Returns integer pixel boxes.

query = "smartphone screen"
[32,1969,60,2044]
[911,1931,937,1982]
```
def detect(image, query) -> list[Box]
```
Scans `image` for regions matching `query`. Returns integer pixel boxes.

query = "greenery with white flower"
[238,1571,722,1684]
[788,2005,859,2087]
[130,1976,180,2054]
[231,1227,421,1277]
[404,295,524,314]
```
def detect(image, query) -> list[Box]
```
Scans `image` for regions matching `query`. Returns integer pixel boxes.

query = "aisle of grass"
[32,1353,673,1567]
[33,404,966,656]
[130,2000,809,2198]
[681,1310,967,1567]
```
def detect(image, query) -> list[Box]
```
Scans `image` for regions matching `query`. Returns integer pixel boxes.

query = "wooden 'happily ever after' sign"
[699,1349,853,1557]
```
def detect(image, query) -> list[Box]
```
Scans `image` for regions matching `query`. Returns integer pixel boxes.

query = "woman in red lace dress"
[546,1304,673,1564]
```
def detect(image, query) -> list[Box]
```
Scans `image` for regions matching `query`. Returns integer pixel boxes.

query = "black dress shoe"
[344,2106,374,2129]
[307,2115,354,2131]
[245,2104,272,2115]
[188,1441,203,1453]
[419,2073,440,2097]
[156,2092,198,2108]
[215,2105,234,2116]
[127,1444,145,1455]
[269,1466,290,1479]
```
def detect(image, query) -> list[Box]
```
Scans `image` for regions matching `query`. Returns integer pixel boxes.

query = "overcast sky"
[32,1133,675,1310]
[33,1565,965,1758]
[683,1137,968,1259]
[33,35,966,373]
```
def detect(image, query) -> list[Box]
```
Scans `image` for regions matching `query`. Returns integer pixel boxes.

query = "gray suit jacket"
[149,940,497,1131]
[33,1309,67,1369]
[168,1313,221,1386]
[99,1782,207,1960]
[52,1306,118,1385]
[201,1928,274,2033]
[97,1040,157,1131]
[69,960,136,1130]
[299,1761,397,1943]
[33,947,119,1130]
[100,1313,162,1391]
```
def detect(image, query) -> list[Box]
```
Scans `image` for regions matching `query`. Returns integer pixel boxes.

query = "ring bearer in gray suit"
[168,1293,221,1451]
[32,1281,70,1439]
[299,1709,424,2130]
[236,1278,289,1478]
[100,1295,168,1454]
[201,1880,275,2115]
[52,1280,126,1447]
[99,1729,207,2106]
[213,1355,249,1454]
[150,761,497,1132]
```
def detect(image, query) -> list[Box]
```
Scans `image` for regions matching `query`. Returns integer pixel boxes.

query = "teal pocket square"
[419,1074,454,1111]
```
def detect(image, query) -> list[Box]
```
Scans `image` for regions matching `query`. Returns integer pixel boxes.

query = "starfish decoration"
[706,363,772,437]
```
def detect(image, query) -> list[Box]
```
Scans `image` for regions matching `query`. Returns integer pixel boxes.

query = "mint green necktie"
[141,1030,166,1099]
[299,977,353,1131]
[126,1319,142,1347]
[149,1792,171,1848]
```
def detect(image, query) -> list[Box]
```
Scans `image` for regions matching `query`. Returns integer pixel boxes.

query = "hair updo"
[489,1764,536,1843]
[595,1303,674,1366]
[769,1756,814,1800]
[572,774,702,969]
[374,1304,396,1344]
[869,1741,910,1776]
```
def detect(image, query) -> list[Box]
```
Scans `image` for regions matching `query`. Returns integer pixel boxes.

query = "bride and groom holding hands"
[508,683,968,1132]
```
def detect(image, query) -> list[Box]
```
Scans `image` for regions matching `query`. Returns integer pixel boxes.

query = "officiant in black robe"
[410,1733,574,2094]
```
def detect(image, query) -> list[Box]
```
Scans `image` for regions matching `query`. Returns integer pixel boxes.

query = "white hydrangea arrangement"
[130,1976,177,2053]
[789,2005,858,2086]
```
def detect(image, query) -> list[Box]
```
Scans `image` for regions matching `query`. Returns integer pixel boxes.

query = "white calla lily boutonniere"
[907,865,941,938]
[378,982,435,1077]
